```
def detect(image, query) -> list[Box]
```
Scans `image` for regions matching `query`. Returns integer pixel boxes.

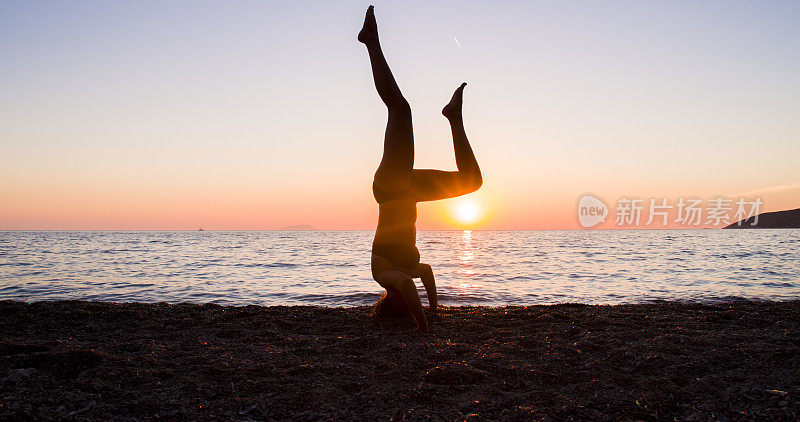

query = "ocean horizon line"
[0,227,787,232]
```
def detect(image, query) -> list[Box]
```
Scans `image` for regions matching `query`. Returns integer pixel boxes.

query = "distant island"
[724,207,800,229]
[277,224,316,231]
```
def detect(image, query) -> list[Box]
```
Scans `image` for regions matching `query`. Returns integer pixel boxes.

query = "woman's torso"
[373,193,417,246]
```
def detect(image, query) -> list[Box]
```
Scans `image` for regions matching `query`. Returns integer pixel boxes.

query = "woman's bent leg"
[443,83,481,183]
[409,84,483,201]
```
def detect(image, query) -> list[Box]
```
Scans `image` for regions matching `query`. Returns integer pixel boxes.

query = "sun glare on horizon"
[453,199,483,226]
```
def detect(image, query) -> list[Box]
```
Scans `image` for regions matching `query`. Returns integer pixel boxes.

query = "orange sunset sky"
[1,1,798,230]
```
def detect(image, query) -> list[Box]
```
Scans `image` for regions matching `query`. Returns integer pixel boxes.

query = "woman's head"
[370,288,411,319]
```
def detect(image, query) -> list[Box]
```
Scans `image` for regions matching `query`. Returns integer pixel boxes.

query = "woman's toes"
[358,6,378,44]
[442,84,466,118]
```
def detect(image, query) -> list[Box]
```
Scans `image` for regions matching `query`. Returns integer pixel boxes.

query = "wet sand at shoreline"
[1,300,798,420]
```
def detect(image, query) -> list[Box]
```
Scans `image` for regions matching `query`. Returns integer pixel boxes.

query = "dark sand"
[1,300,798,421]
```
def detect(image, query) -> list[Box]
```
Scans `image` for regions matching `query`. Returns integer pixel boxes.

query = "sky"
[1,0,798,230]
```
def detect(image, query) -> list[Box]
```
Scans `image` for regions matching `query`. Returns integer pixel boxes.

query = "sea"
[1,230,798,307]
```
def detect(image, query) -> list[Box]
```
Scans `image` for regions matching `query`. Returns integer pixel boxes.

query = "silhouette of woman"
[359,6,482,331]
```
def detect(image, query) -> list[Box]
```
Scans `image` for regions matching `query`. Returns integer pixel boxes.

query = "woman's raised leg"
[410,83,483,201]
[359,5,414,192]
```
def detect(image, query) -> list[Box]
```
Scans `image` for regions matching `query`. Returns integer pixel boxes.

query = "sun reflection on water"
[456,230,478,288]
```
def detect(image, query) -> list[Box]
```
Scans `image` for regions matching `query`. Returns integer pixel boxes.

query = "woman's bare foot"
[358,5,378,45]
[442,82,467,120]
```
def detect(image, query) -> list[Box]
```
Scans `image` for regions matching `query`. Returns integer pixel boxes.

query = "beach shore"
[1,300,798,421]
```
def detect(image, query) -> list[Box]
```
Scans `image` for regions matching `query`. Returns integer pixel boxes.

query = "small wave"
[236,262,299,268]
[760,281,796,288]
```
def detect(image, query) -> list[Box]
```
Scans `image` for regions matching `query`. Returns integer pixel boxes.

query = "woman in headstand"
[359,6,483,332]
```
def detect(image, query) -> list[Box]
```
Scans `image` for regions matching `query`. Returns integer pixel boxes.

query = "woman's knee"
[388,97,411,118]
[456,170,483,194]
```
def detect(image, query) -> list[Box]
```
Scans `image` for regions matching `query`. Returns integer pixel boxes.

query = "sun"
[454,199,482,225]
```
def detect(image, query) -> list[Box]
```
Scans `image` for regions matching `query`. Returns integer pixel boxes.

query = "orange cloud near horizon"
[2,179,796,230]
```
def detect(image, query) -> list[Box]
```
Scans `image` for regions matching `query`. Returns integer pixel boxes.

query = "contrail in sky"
[453,35,462,48]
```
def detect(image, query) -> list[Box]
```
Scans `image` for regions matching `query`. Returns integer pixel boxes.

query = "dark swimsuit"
[372,182,421,270]
[372,243,420,270]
